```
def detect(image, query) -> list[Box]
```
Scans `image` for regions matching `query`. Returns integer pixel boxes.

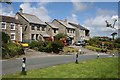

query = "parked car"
[75,40,85,46]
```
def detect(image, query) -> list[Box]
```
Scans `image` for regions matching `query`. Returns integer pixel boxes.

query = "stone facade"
[15,9,49,42]
[0,15,22,42]
[51,19,76,44]
[1,9,90,43]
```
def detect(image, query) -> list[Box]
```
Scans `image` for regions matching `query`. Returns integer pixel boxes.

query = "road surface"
[2,46,118,75]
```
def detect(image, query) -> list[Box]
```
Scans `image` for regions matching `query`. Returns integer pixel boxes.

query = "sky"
[0,1,119,38]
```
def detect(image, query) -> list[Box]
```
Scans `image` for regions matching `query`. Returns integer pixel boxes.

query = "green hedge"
[30,41,64,53]
[85,46,102,52]
[51,41,64,53]
[2,43,24,58]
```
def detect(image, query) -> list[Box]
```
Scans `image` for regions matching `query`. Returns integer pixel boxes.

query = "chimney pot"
[20,8,23,13]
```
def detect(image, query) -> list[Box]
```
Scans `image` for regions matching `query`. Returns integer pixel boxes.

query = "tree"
[54,33,67,40]
[2,32,10,43]
[111,32,117,40]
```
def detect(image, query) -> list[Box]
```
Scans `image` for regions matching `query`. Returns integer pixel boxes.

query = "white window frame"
[11,33,16,40]
[1,22,6,29]
[10,23,15,30]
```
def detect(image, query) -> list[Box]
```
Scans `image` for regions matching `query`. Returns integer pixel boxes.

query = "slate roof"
[55,19,75,29]
[45,22,58,29]
[0,15,21,24]
[69,22,89,31]
[18,12,46,25]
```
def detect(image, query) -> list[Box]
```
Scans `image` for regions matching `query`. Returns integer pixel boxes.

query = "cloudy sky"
[0,1,119,37]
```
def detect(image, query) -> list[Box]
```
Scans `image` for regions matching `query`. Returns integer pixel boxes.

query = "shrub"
[85,46,102,52]
[2,43,25,58]
[96,48,102,52]
[114,43,120,48]
[54,33,67,40]
[45,43,52,53]
[29,41,39,49]
[38,46,45,52]
[51,41,64,53]
[63,47,78,53]
[2,47,10,58]
[2,32,10,44]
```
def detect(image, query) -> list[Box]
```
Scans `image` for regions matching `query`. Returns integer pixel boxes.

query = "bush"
[51,41,64,53]
[2,32,10,44]
[29,41,39,49]
[38,46,46,52]
[45,43,52,53]
[114,43,120,48]
[54,33,67,40]
[85,46,102,52]
[96,48,101,52]
[2,43,24,58]
[8,43,24,56]
[63,47,78,53]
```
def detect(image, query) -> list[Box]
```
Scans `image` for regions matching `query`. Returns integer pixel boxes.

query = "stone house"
[51,19,76,44]
[69,22,90,41]
[15,9,50,42]
[45,22,59,41]
[0,15,22,42]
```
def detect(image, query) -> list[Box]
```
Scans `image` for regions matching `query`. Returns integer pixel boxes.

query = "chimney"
[19,8,23,13]
[64,19,67,22]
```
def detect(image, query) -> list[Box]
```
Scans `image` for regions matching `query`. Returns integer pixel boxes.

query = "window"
[36,34,39,40]
[42,27,45,31]
[11,33,15,40]
[37,26,40,31]
[31,25,35,30]
[53,29,57,33]
[67,29,69,33]
[24,25,27,31]
[1,22,6,29]
[10,23,15,30]
[48,28,50,31]
[31,34,35,40]
[73,30,75,33]
[70,29,72,33]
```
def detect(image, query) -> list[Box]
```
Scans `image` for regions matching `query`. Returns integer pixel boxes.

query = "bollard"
[79,49,81,54]
[112,54,114,57]
[97,52,99,59]
[21,57,27,75]
[75,52,79,64]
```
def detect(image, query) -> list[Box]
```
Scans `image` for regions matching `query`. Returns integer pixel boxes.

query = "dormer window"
[1,22,6,29]
[10,23,15,30]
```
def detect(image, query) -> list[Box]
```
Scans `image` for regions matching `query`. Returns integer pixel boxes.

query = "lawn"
[3,57,119,78]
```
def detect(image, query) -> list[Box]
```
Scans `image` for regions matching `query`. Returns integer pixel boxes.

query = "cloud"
[96,8,116,16]
[72,2,88,13]
[20,2,51,22]
[0,4,15,17]
[71,0,92,13]
[67,14,79,24]
[83,14,118,37]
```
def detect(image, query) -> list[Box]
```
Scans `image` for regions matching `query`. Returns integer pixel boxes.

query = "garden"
[29,33,78,54]
[84,36,120,54]
[1,32,25,59]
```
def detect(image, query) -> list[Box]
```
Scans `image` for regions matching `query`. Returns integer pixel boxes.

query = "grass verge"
[3,57,119,78]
